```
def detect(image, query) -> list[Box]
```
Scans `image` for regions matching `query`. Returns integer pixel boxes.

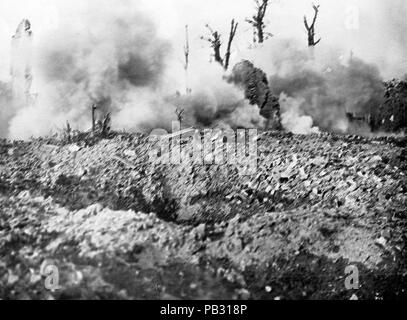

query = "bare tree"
[201,24,224,66]
[201,19,238,70]
[65,121,71,142]
[183,25,192,94]
[224,19,238,70]
[304,4,321,47]
[246,0,272,44]
[183,25,190,72]
[91,104,97,134]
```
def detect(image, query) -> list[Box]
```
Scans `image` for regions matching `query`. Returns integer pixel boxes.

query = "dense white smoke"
[279,93,319,135]
[1,0,407,138]
[7,2,171,139]
[0,81,13,137]
[2,0,265,139]
[260,40,384,133]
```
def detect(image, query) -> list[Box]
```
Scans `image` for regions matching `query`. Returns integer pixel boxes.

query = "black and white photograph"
[0,0,406,303]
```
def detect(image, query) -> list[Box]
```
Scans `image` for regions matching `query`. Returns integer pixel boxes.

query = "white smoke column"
[8,1,172,139]
[11,19,33,103]
[0,19,33,138]
[2,0,407,138]
[6,0,263,139]
[118,62,265,132]
[279,93,319,135]
[236,39,384,134]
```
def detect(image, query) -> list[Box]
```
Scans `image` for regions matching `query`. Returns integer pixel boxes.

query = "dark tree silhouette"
[183,25,192,94]
[224,19,238,71]
[201,19,238,70]
[202,24,223,66]
[304,4,321,47]
[91,104,97,133]
[246,0,273,44]
[183,25,190,72]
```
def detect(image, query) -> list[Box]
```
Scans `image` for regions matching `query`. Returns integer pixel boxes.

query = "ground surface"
[0,131,406,300]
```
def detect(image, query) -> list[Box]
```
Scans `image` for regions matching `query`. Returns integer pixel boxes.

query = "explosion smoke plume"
[0,1,404,139]
[7,3,171,139]
[237,40,386,134]
[2,1,264,139]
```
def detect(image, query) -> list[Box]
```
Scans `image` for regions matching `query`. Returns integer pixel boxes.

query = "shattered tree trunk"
[184,25,190,72]
[211,32,224,66]
[202,25,224,67]
[92,104,97,134]
[184,25,191,94]
[224,20,238,71]
[246,0,270,44]
[202,20,238,70]
[65,121,71,142]
[304,4,321,47]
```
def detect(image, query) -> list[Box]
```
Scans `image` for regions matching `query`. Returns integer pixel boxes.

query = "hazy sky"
[1,0,407,79]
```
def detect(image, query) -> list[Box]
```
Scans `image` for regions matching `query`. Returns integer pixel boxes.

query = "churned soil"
[0,131,406,299]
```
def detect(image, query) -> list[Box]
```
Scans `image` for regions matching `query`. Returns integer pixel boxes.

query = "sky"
[0,0,407,79]
[1,0,407,139]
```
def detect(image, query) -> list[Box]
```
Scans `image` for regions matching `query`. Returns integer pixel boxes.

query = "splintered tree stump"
[304,4,321,47]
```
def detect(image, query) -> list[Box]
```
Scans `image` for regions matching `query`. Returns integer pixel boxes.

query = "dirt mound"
[0,131,406,299]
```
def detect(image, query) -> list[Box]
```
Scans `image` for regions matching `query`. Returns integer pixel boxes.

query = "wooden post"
[66,121,71,142]
[92,104,97,133]
[184,25,191,94]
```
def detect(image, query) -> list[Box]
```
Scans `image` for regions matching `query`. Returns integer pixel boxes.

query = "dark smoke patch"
[271,69,325,97]
[21,6,172,136]
[40,50,81,82]
[118,53,165,87]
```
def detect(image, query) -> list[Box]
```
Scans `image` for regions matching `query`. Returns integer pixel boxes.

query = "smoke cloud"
[0,81,13,137]
[263,40,385,133]
[1,0,406,138]
[7,2,172,139]
[3,0,266,139]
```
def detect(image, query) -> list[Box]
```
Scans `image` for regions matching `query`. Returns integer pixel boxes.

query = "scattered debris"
[0,131,406,300]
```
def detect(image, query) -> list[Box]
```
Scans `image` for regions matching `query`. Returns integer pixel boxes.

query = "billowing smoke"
[1,0,405,138]
[2,1,265,139]
[7,2,172,139]
[272,45,385,133]
[236,40,386,134]
[0,81,13,137]
[279,94,319,135]
[118,63,265,133]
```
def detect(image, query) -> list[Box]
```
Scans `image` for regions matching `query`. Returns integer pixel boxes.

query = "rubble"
[0,130,406,299]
